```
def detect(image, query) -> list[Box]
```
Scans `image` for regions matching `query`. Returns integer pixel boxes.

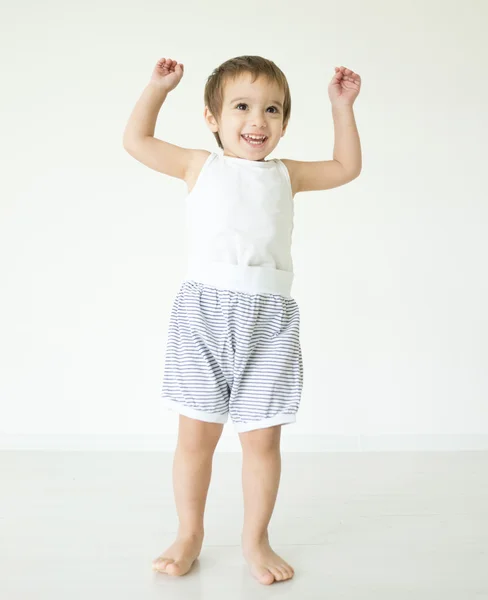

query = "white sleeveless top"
[184,151,295,297]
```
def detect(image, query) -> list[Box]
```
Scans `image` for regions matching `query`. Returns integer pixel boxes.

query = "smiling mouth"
[241,134,268,147]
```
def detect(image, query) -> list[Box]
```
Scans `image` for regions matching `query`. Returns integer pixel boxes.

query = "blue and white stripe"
[161,280,303,433]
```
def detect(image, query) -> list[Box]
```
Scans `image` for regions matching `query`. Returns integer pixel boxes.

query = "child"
[123,55,361,585]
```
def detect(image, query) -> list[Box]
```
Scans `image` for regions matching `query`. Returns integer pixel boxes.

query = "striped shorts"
[161,280,303,433]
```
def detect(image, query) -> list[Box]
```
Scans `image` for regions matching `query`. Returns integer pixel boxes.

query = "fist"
[328,66,361,107]
[150,58,184,93]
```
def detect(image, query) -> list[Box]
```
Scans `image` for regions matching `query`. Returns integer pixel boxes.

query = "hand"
[150,58,184,93]
[328,66,361,107]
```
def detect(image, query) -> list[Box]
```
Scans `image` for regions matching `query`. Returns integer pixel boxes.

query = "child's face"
[205,72,287,160]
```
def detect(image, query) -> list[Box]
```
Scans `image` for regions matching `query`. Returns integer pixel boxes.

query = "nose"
[248,110,268,129]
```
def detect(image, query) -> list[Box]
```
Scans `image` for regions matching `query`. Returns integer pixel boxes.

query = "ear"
[281,123,288,138]
[204,106,219,133]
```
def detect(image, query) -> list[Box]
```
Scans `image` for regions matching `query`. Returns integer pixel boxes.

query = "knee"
[179,436,217,456]
[239,425,281,456]
[177,416,224,454]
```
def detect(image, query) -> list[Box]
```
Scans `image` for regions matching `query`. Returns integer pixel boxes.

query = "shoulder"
[277,158,300,198]
[185,150,213,193]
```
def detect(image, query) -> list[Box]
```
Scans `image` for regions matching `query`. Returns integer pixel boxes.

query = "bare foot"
[152,533,203,576]
[243,540,295,585]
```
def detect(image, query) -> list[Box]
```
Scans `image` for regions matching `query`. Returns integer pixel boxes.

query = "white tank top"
[184,151,295,297]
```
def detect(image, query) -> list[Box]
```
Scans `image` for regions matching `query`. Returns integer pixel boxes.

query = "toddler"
[123,55,361,585]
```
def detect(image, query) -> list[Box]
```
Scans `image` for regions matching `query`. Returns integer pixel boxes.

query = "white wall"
[1,0,487,450]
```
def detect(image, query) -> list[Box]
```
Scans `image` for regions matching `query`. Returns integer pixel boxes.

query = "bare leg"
[239,425,294,585]
[152,414,224,576]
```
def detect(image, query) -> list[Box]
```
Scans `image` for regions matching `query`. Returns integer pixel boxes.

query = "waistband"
[185,261,294,297]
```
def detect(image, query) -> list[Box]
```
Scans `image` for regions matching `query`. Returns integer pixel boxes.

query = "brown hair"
[203,55,291,150]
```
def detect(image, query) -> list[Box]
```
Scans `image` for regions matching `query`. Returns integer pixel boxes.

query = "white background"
[1,0,486,450]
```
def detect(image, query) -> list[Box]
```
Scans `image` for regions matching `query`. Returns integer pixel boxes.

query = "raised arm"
[122,58,199,182]
[281,66,362,194]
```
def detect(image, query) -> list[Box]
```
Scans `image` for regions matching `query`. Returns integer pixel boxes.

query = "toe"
[257,568,275,585]
[153,557,173,572]
[269,566,283,581]
[280,564,294,579]
[165,561,183,575]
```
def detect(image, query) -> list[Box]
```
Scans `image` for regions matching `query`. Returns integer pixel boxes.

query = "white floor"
[1,450,487,599]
